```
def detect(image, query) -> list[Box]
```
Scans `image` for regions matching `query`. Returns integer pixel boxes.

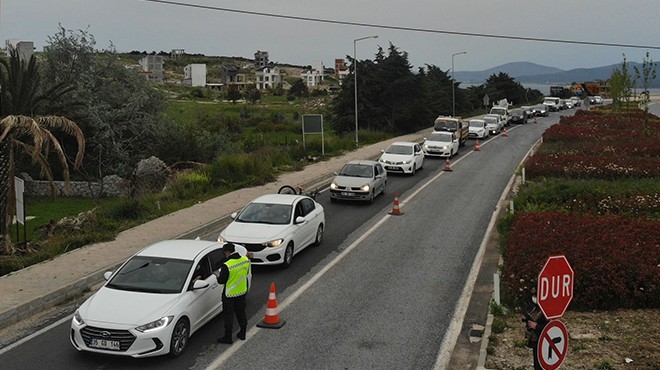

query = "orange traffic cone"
[389,192,404,215]
[257,282,286,329]
[502,128,509,137]
[443,158,453,172]
[474,139,481,151]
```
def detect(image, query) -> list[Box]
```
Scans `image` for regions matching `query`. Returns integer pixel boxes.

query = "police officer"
[216,243,250,344]
[523,286,549,370]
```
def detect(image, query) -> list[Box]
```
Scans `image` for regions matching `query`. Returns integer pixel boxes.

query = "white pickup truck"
[489,106,510,127]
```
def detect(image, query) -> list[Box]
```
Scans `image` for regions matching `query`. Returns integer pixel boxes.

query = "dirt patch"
[485,308,660,370]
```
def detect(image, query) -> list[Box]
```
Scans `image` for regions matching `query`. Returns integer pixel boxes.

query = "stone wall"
[19,174,130,198]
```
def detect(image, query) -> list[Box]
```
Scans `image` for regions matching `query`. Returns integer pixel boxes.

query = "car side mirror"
[294,216,306,224]
[193,279,209,290]
[104,271,113,281]
[230,212,238,219]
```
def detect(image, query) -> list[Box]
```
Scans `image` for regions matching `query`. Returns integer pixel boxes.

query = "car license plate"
[341,192,355,197]
[385,166,398,170]
[90,338,121,350]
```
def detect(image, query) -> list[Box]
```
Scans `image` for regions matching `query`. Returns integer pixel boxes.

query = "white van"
[543,97,561,112]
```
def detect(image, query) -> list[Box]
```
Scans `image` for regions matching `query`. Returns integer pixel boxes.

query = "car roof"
[137,239,220,260]
[389,141,417,147]
[250,193,306,205]
[346,159,379,166]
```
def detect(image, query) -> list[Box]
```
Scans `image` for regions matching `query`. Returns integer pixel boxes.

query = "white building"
[301,60,325,87]
[5,40,34,62]
[255,66,283,90]
[183,64,207,87]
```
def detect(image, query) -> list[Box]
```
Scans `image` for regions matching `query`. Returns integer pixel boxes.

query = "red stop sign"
[537,255,574,319]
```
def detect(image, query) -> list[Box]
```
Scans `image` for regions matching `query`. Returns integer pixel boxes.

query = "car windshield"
[484,117,497,124]
[469,120,484,127]
[434,120,458,130]
[236,202,292,225]
[428,132,451,142]
[385,144,413,155]
[491,108,506,115]
[511,109,523,115]
[338,164,373,178]
[534,105,545,110]
[107,256,192,294]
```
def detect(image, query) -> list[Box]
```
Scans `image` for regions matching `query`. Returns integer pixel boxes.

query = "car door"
[374,163,386,194]
[186,252,223,332]
[294,198,318,251]
[414,144,424,168]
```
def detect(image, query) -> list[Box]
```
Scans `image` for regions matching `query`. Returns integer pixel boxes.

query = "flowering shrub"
[501,110,660,312]
[526,154,660,179]
[502,211,660,310]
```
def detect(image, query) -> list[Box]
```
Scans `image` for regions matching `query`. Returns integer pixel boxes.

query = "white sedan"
[330,160,387,203]
[379,141,425,175]
[218,194,325,268]
[422,131,459,158]
[71,240,249,358]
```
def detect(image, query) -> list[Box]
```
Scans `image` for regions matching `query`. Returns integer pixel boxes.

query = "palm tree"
[0,50,85,254]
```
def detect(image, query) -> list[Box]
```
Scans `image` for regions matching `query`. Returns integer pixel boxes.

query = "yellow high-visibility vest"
[224,256,250,297]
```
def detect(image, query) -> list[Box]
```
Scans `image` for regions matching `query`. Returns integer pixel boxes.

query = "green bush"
[165,171,212,199]
[101,198,153,221]
[208,151,276,188]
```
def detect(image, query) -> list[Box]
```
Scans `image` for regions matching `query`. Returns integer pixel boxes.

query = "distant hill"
[454,61,660,88]
[453,62,563,83]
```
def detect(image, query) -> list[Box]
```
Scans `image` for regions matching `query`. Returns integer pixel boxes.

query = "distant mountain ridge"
[454,61,660,88]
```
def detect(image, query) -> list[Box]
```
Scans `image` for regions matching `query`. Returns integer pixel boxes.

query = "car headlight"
[442,146,448,150]
[217,235,226,243]
[402,160,410,164]
[423,144,429,149]
[330,182,338,190]
[360,184,370,192]
[264,239,284,248]
[136,316,174,333]
[73,311,85,326]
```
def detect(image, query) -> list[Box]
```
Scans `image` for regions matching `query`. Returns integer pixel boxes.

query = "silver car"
[330,160,387,203]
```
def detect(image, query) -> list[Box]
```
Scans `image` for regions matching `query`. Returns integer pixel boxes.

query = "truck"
[489,106,510,126]
[433,116,469,147]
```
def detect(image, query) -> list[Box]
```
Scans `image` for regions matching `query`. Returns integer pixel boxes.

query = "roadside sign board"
[537,255,574,319]
[538,320,569,370]
[14,177,25,225]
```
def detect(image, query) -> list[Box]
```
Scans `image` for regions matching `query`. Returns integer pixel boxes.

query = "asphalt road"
[0,110,567,369]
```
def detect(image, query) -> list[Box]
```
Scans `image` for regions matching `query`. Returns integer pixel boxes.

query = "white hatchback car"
[330,160,387,203]
[484,115,502,135]
[422,131,459,158]
[379,141,425,175]
[468,119,489,139]
[218,194,325,268]
[70,240,249,358]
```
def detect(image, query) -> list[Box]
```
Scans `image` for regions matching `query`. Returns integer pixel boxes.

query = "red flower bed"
[526,154,660,179]
[502,211,660,310]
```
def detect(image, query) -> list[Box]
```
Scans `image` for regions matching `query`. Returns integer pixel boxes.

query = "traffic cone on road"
[257,282,286,329]
[474,139,481,151]
[502,128,509,137]
[443,158,453,172]
[389,192,404,215]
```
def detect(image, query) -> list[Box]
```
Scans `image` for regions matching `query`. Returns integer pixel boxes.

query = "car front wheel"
[282,243,294,268]
[169,318,189,357]
[314,224,324,245]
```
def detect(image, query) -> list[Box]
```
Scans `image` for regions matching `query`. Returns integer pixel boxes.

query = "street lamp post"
[451,51,467,117]
[354,35,378,147]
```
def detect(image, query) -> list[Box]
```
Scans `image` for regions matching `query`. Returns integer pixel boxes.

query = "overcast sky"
[2,0,659,72]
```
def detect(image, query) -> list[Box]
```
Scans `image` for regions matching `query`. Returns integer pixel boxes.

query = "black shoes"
[217,336,233,344]
[237,330,246,340]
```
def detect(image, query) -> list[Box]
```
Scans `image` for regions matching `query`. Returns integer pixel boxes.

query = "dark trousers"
[532,341,542,370]
[222,295,247,337]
